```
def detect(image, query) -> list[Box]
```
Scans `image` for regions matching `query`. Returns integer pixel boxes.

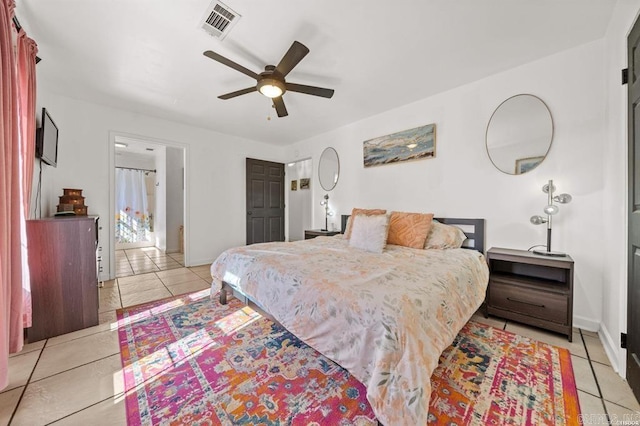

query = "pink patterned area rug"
[117,291,581,425]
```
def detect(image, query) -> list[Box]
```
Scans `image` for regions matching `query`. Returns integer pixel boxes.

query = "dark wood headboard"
[341,214,485,253]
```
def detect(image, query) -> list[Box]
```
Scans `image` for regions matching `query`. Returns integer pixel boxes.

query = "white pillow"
[349,214,389,253]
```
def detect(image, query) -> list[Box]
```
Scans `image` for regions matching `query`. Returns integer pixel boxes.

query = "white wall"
[286,40,607,333]
[33,88,285,278]
[601,0,640,376]
[166,146,184,252]
[114,151,155,170]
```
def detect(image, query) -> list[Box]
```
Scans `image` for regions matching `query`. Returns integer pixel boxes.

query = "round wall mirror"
[486,94,553,175]
[318,147,340,191]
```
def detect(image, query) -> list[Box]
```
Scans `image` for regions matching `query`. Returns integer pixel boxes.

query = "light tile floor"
[115,247,184,277]
[1,281,639,425]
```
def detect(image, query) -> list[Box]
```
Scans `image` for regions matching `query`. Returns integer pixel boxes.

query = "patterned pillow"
[424,221,467,249]
[387,211,434,249]
[349,214,390,253]
[344,208,387,239]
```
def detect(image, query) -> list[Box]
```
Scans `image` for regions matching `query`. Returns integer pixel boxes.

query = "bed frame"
[220,215,485,308]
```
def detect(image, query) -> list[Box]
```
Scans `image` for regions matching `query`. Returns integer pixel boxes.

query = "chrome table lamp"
[530,179,572,257]
[320,194,333,231]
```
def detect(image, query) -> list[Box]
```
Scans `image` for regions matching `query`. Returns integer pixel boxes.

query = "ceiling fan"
[203,41,334,118]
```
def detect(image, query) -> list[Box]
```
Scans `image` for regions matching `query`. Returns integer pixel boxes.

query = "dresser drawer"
[489,280,568,324]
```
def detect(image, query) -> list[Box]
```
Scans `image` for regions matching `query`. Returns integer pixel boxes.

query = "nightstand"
[304,229,341,240]
[486,247,574,341]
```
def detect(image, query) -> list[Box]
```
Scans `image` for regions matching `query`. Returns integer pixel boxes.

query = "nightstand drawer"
[489,281,568,324]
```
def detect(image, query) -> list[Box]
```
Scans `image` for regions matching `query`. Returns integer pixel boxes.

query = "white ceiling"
[18,0,615,146]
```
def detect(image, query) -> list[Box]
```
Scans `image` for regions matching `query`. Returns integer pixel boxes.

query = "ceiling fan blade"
[272,97,288,117]
[203,50,260,80]
[275,41,309,77]
[218,86,257,100]
[286,83,334,99]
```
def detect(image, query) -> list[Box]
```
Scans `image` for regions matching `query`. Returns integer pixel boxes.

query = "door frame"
[245,158,285,245]
[108,131,190,280]
[627,12,640,400]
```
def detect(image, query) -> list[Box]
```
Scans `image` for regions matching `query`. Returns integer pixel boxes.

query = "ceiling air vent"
[201,1,241,40]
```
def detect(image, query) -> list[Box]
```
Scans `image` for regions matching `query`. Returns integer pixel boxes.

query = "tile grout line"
[116,249,133,278]
[579,329,610,420]
[44,392,127,425]
[154,271,173,294]
[22,351,121,386]
[9,338,49,424]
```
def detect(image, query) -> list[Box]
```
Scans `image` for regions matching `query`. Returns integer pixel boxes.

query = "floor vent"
[201,1,241,40]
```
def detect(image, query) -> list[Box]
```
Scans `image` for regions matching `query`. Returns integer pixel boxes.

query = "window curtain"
[115,168,151,243]
[0,0,37,390]
[0,0,23,390]
[17,27,37,329]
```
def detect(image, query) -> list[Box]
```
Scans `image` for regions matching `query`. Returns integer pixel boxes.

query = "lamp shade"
[542,183,556,194]
[554,193,572,204]
[530,215,547,225]
[543,204,559,215]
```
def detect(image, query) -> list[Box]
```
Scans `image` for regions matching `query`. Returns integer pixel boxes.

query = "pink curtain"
[16,28,37,328]
[17,30,36,219]
[0,0,26,390]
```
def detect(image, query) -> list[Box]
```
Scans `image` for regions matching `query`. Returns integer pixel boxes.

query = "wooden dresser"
[26,216,100,342]
[486,247,574,341]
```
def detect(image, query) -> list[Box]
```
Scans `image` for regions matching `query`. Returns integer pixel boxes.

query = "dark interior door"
[246,158,285,245]
[628,13,640,402]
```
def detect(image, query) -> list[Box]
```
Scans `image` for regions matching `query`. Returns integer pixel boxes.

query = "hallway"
[115,247,184,277]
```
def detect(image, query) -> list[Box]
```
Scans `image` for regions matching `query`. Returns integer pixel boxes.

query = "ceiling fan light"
[257,78,285,98]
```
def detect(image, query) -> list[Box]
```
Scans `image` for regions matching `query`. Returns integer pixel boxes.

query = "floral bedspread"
[210,235,489,425]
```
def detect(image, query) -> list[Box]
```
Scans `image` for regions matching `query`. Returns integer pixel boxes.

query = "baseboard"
[573,315,599,333]
[189,258,213,268]
[574,316,625,377]
[599,323,623,377]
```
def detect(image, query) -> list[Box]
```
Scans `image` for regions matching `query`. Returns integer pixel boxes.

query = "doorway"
[286,158,313,241]
[110,134,187,278]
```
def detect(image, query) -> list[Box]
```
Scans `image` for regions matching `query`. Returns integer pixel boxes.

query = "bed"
[210,215,489,425]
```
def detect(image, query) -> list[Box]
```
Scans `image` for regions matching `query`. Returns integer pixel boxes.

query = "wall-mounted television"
[36,107,58,167]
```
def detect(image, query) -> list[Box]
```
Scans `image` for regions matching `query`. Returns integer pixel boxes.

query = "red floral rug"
[117,290,581,425]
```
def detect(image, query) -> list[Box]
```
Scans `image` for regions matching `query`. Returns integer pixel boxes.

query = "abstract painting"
[300,178,310,189]
[363,123,436,167]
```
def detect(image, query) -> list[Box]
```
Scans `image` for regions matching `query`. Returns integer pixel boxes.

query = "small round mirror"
[318,147,339,191]
[486,94,553,175]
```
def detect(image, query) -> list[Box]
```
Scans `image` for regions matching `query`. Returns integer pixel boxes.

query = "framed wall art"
[363,123,436,167]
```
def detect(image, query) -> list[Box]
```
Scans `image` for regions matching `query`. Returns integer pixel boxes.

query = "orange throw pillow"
[344,208,387,239]
[387,212,434,249]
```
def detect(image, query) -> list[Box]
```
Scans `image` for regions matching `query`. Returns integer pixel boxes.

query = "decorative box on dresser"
[486,247,574,341]
[304,229,341,240]
[26,216,100,342]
